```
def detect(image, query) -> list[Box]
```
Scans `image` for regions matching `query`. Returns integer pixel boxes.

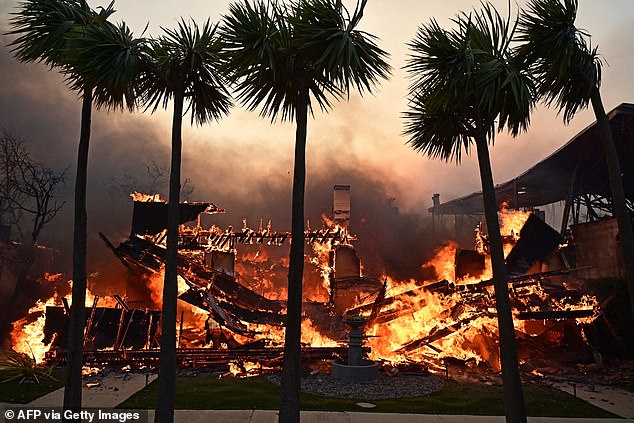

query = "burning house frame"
[8,178,617,379]
[429,102,634,276]
[9,109,633,377]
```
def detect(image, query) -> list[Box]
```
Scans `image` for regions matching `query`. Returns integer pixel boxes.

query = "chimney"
[333,185,351,228]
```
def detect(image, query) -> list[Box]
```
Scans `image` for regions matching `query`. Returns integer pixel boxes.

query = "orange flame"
[130,192,165,202]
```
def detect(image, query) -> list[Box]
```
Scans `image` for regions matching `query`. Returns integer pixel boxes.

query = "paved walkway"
[26,373,157,408]
[1,373,633,422]
[149,410,633,422]
[551,382,634,419]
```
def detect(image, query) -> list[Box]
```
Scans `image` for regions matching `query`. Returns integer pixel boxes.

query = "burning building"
[6,179,613,380]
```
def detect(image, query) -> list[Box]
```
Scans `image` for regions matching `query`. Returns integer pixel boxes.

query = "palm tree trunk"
[590,89,634,321]
[63,85,92,417]
[279,85,309,423]
[474,127,526,423]
[155,90,184,423]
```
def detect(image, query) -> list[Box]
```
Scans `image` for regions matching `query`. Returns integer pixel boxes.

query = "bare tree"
[0,127,67,244]
[0,127,67,339]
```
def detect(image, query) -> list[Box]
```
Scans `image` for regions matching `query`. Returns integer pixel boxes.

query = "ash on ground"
[267,372,444,400]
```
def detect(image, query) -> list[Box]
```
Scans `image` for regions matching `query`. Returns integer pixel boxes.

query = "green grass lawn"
[118,375,618,418]
[0,368,65,403]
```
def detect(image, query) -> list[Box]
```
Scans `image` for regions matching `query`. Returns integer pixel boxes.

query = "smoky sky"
[2,0,633,283]
[0,46,445,282]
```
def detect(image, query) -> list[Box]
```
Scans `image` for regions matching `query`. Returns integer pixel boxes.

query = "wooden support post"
[560,167,578,235]
[114,308,126,350]
[83,295,99,348]
[146,312,153,349]
[177,309,184,348]
[62,297,71,315]
[119,309,136,350]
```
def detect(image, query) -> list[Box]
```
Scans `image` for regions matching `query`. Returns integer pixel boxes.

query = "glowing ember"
[228,361,261,377]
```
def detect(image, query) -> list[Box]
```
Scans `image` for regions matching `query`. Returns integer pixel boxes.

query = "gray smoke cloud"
[0,46,445,285]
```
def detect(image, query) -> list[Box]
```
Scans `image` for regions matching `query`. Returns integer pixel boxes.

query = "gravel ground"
[267,373,444,400]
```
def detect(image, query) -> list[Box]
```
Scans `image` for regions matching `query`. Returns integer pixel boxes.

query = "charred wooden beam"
[178,289,241,333]
[423,279,453,293]
[348,285,428,316]
[396,314,484,354]
[113,295,130,312]
[459,268,576,293]
[219,301,285,326]
[112,234,284,313]
[47,346,354,366]
[99,232,132,269]
[61,297,70,315]
[517,309,596,320]
[83,296,99,348]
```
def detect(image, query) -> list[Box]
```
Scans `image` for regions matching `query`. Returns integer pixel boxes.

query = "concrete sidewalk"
[551,382,634,418]
[26,373,157,408]
[1,373,632,422]
[157,410,633,422]
[0,409,628,423]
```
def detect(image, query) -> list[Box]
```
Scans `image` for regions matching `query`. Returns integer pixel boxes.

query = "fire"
[8,200,598,377]
[499,203,531,239]
[10,296,58,363]
[309,240,334,302]
[300,318,338,347]
[357,207,596,369]
[228,361,261,377]
[10,276,132,362]
[424,242,457,282]
[9,283,118,362]
[130,192,165,202]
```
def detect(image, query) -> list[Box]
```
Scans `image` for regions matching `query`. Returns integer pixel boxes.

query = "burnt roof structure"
[429,103,634,217]
[130,201,224,236]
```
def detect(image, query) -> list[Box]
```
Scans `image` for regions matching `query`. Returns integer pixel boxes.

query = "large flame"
[10,278,118,363]
[9,207,597,375]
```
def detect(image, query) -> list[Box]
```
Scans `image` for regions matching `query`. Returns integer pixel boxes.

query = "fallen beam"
[517,309,596,320]
[395,313,485,354]
[47,346,354,366]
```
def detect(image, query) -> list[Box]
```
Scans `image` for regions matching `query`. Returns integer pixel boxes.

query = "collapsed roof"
[429,103,634,215]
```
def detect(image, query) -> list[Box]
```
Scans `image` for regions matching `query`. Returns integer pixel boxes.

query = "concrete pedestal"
[331,359,379,383]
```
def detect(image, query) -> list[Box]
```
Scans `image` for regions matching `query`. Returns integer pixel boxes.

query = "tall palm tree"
[517,0,634,321]
[7,0,143,413]
[404,4,534,423]
[221,1,389,421]
[139,19,232,423]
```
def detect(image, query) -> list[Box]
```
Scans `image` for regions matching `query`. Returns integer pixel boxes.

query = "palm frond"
[64,20,148,111]
[292,0,391,96]
[404,2,534,162]
[516,0,600,122]
[7,0,144,111]
[7,0,96,68]
[142,18,232,125]
[403,90,474,163]
[220,0,390,122]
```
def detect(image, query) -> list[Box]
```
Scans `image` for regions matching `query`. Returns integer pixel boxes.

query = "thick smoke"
[0,47,447,289]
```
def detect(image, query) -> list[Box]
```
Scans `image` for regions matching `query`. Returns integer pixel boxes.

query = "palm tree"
[517,0,634,321]
[139,19,232,423]
[221,1,389,421]
[403,4,534,423]
[7,0,144,413]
